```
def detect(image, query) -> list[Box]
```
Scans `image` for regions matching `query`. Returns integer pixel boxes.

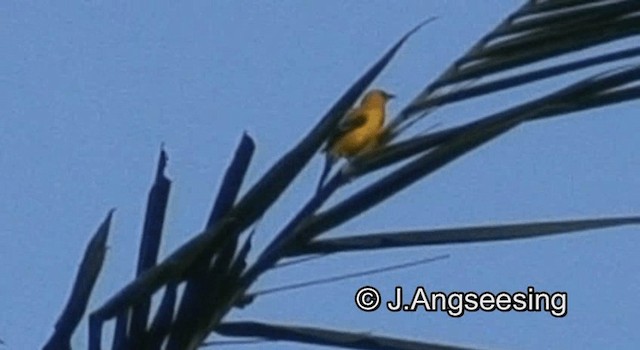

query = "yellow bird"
[317,89,395,191]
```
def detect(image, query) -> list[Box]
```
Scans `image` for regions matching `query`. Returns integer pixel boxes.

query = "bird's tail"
[316,153,336,193]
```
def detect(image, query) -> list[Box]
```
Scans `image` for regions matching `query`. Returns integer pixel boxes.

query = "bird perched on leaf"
[317,89,395,192]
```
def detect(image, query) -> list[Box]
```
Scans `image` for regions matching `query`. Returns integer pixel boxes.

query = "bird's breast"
[330,108,385,157]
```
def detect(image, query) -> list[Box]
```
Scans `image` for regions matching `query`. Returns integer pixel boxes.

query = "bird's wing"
[338,109,368,131]
[324,109,368,151]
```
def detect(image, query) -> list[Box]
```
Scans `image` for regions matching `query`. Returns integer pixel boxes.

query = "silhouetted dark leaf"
[129,147,172,349]
[44,210,114,350]
[288,216,640,256]
[391,0,640,133]
[214,321,482,350]
[166,134,255,350]
[146,282,178,350]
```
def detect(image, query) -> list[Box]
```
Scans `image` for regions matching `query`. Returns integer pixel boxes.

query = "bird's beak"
[385,92,396,100]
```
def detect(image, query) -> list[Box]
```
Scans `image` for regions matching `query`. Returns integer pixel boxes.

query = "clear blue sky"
[2,1,639,349]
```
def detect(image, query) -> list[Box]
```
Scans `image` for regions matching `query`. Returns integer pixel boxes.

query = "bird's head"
[361,89,395,107]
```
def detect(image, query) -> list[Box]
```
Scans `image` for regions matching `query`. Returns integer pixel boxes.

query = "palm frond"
[300,64,640,241]
[289,216,640,256]
[166,133,255,349]
[44,210,113,350]
[390,0,640,133]
[214,321,481,350]
[47,2,640,349]
[128,148,172,349]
